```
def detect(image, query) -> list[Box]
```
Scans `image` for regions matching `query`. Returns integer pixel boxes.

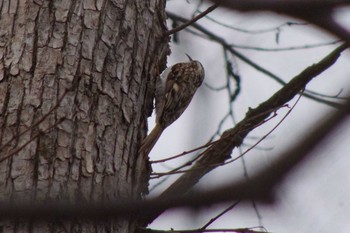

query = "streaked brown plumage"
[140,56,205,157]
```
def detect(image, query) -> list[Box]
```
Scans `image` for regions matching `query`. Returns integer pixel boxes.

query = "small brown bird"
[140,55,205,157]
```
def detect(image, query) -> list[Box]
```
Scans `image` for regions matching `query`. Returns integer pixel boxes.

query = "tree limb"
[165,3,219,36]
[167,12,344,109]
[207,0,350,41]
[142,43,349,224]
[0,81,349,222]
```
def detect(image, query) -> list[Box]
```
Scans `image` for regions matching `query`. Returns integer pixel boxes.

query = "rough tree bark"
[0,0,168,232]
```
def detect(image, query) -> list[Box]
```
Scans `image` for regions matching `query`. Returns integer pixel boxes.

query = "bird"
[140,55,205,157]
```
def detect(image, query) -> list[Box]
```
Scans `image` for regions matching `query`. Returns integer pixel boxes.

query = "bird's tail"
[139,124,164,157]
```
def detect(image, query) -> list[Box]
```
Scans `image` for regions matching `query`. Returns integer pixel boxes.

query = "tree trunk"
[0,0,168,232]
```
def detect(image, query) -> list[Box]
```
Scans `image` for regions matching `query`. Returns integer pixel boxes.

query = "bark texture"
[0,0,168,232]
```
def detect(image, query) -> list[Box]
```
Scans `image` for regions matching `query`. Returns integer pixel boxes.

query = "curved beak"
[185,53,193,61]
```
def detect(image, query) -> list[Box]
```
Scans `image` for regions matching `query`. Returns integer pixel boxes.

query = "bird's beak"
[185,54,193,61]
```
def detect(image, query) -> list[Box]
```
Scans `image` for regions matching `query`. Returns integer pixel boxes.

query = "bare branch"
[142,43,349,224]
[230,40,341,52]
[0,89,69,152]
[0,1,349,226]
[200,14,307,35]
[167,12,344,108]
[165,3,219,37]
[207,0,349,12]
[201,201,241,229]
[0,118,65,162]
[142,227,268,233]
[207,0,350,41]
[0,85,349,222]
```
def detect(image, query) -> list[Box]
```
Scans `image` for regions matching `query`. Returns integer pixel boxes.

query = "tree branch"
[142,43,349,224]
[207,0,350,41]
[167,12,344,109]
[0,84,349,222]
[164,3,219,37]
[0,1,349,225]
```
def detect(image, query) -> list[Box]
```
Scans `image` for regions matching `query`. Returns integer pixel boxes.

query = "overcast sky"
[148,2,350,232]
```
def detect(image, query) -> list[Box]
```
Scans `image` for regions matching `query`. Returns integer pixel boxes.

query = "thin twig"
[230,40,341,52]
[0,91,349,221]
[167,12,345,108]
[224,97,301,166]
[151,103,284,168]
[0,118,65,162]
[208,0,350,42]
[143,227,268,233]
[201,201,241,229]
[151,108,281,178]
[200,12,307,34]
[165,3,219,37]
[142,44,349,224]
[0,89,69,152]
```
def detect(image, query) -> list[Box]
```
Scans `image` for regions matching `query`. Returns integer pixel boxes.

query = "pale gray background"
[148,2,350,232]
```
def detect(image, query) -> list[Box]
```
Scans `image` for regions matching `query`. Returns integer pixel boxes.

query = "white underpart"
[155,66,172,116]
[160,66,172,82]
